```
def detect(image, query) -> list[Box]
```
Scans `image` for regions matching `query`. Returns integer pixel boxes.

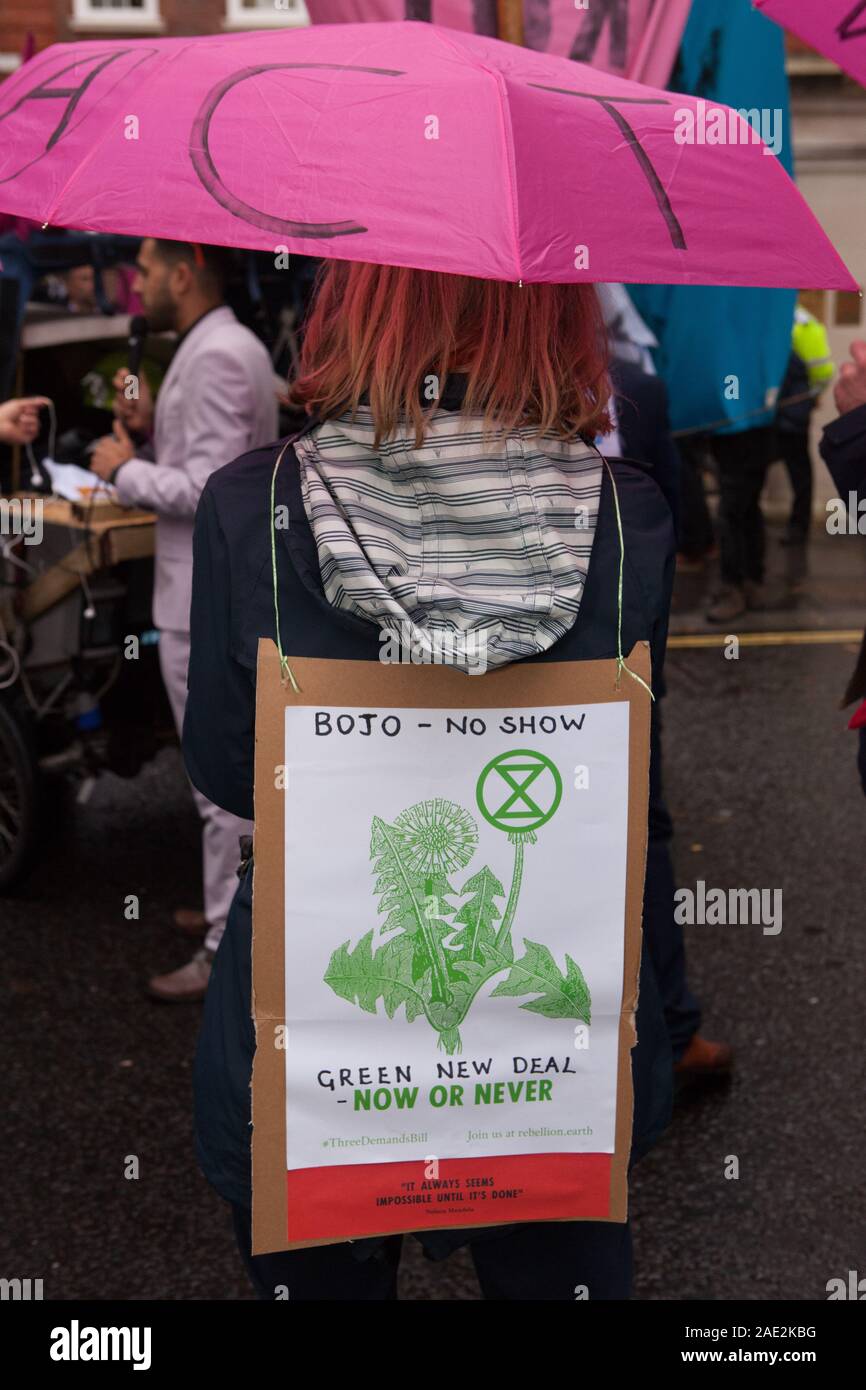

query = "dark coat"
[820,403,866,792]
[184,427,676,1257]
[610,358,682,539]
[776,351,813,434]
[820,402,866,519]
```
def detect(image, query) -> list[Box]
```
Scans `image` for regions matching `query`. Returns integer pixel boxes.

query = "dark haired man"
[92,238,278,1000]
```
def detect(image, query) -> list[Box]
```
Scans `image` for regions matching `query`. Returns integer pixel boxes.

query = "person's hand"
[90,420,136,482]
[834,340,866,417]
[0,396,50,446]
[112,364,154,435]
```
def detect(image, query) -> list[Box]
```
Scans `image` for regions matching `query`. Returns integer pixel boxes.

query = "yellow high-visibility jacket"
[792,305,834,389]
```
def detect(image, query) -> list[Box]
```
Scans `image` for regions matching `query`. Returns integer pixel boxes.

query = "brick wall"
[0,1,58,63]
[0,1,308,70]
[55,0,229,43]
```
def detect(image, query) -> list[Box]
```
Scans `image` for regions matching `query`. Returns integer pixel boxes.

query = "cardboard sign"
[251,639,651,1253]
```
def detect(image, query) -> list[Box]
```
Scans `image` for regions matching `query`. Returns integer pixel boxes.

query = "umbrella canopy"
[0,21,855,288]
[755,1,866,89]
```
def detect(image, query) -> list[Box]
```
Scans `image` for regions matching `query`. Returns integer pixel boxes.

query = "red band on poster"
[287,1153,612,1242]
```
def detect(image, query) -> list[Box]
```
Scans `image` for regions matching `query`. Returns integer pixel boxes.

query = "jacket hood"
[295,399,604,676]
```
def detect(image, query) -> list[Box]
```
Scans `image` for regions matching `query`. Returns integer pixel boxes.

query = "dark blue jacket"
[184,430,676,1258]
[820,403,866,794]
[610,358,682,541]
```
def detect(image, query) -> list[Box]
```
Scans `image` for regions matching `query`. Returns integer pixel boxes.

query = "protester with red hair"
[185,261,677,1300]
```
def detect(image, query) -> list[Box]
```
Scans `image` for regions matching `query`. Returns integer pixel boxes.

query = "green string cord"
[270,441,300,693]
[602,459,655,702]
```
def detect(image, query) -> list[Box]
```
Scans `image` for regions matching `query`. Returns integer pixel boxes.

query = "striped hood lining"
[295,406,603,675]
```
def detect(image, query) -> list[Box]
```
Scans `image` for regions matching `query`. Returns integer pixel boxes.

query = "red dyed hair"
[288,261,611,447]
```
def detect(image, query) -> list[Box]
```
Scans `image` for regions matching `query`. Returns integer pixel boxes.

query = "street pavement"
[2,523,864,1300]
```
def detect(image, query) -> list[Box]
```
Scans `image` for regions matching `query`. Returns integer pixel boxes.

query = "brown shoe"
[705,586,746,624]
[172,907,208,937]
[674,1034,734,1077]
[148,948,214,1002]
[676,551,706,573]
[743,579,766,610]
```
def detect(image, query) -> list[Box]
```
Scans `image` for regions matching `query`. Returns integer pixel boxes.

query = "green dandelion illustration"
[323,756,591,1053]
[391,798,478,877]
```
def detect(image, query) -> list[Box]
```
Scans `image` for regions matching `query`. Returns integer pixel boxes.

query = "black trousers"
[778,429,812,536]
[711,426,774,586]
[644,706,701,1059]
[677,436,715,558]
[231,1204,632,1301]
[644,834,701,1060]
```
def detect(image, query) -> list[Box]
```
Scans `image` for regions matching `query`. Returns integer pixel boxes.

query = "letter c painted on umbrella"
[189,63,405,240]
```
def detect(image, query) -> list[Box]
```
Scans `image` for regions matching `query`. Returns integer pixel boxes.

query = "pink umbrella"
[755,1,866,89]
[0,21,855,288]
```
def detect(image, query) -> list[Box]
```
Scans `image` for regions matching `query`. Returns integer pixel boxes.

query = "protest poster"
[251,639,651,1252]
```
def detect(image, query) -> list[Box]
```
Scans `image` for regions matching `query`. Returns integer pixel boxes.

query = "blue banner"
[629,0,797,435]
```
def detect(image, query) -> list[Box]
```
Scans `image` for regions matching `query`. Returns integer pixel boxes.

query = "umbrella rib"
[428,25,524,284]
[487,68,525,284]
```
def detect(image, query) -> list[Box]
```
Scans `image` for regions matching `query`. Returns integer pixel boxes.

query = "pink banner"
[756,0,866,89]
[306,0,691,82]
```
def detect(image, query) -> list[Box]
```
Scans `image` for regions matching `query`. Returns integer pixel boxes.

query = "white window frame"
[71,0,165,31]
[224,0,310,29]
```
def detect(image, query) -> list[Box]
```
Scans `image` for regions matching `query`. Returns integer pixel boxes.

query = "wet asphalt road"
[2,540,865,1301]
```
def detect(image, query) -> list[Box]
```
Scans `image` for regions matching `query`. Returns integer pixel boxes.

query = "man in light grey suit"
[91,238,278,1000]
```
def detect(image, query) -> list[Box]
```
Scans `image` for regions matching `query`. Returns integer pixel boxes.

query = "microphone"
[121,314,149,453]
[127,313,147,385]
